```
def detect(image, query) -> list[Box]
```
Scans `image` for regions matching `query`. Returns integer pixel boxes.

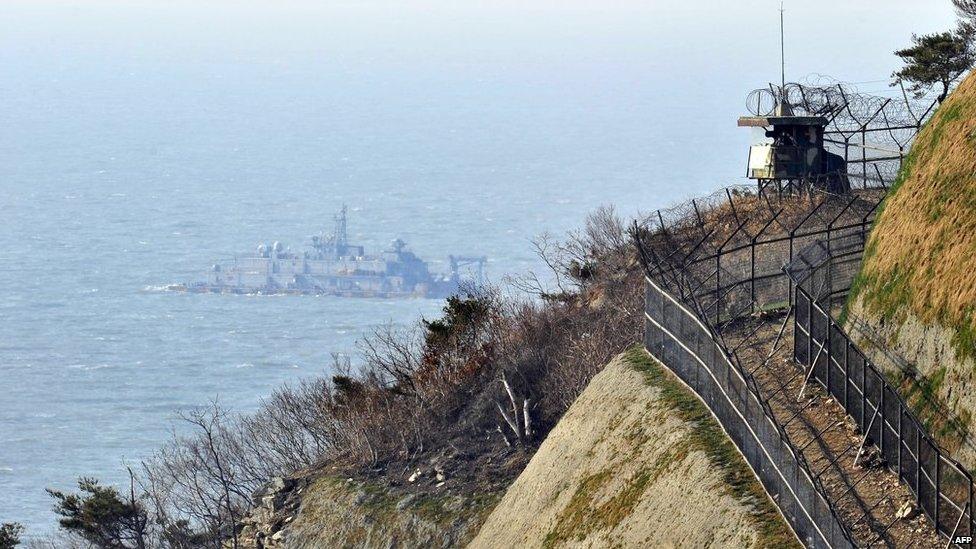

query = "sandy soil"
[469,355,773,549]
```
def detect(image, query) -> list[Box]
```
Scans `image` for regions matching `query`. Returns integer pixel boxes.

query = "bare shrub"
[59,206,647,547]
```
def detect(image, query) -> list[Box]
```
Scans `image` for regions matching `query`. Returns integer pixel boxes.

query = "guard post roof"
[737,115,828,127]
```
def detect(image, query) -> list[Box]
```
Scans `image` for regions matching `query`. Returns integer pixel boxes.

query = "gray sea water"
[0,0,953,532]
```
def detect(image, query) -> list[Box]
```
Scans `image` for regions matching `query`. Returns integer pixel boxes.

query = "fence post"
[826,313,832,399]
[916,427,921,499]
[861,355,867,430]
[880,382,886,460]
[750,239,756,315]
[808,290,813,371]
[861,127,867,183]
[843,340,850,411]
[936,456,941,530]
[792,290,799,364]
[715,255,721,323]
[897,401,902,482]
[789,231,794,263]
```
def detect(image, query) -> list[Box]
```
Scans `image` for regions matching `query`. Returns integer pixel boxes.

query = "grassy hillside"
[849,71,976,362]
[845,72,976,463]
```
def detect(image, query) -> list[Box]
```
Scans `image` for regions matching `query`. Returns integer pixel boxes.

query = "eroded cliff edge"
[844,71,976,467]
[471,351,795,548]
[245,351,796,548]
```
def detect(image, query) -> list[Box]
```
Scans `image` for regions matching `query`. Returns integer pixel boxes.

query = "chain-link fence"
[789,243,975,547]
[644,275,855,548]
[640,186,882,326]
[631,125,976,542]
[634,187,886,548]
[618,71,946,545]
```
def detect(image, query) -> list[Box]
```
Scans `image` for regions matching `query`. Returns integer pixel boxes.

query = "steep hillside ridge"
[469,350,797,549]
[235,350,794,548]
[846,71,976,464]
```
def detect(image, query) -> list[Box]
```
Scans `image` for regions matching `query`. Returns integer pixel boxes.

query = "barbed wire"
[746,82,933,129]
[744,78,937,186]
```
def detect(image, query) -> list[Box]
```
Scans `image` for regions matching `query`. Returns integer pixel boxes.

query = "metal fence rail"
[789,242,975,546]
[644,275,855,548]
[643,186,884,327]
[636,184,969,546]
[635,84,940,546]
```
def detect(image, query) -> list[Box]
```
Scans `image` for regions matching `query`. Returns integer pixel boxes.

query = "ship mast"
[333,205,348,256]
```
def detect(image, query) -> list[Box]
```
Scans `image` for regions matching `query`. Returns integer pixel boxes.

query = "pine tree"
[0,523,24,549]
[892,31,974,103]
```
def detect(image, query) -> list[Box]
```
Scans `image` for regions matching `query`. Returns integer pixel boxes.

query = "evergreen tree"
[0,523,24,549]
[892,31,974,103]
[954,0,976,36]
[47,478,148,549]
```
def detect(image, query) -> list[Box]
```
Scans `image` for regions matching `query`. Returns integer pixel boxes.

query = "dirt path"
[724,313,943,548]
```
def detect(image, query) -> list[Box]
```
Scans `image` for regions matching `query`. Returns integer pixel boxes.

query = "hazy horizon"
[0,0,959,533]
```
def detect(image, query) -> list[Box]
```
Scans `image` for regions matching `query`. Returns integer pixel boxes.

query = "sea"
[0,0,954,533]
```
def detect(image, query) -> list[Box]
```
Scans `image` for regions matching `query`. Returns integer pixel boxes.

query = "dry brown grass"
[852,72,976,359]
[652,187,882,265]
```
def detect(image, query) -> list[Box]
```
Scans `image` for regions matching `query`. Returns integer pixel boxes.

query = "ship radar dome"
[272,241,283,253]
[257,244,268,255]
[212,264,221,272]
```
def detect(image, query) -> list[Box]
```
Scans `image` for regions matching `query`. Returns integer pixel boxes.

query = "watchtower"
[738,101,848,194]
[737,3,849,194]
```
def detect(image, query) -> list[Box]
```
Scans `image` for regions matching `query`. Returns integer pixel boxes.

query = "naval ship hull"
[178,207,485,299]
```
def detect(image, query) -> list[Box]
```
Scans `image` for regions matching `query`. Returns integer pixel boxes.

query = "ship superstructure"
[184,207,485,298]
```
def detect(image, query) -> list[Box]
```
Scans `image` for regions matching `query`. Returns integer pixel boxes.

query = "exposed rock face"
[846,302,976,468]
[237,477,304,548]
[469,352,796,549]
[845,71,976,468]
[236,472,497,548]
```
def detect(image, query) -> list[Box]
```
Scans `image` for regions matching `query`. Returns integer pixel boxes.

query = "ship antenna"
[335,205,348,249]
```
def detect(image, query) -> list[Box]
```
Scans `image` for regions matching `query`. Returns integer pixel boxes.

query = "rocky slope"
[235,439,514,549]
[472,350,795,548]
[238,350,795,548]
[238,474,498,548]
[845,71,976,466]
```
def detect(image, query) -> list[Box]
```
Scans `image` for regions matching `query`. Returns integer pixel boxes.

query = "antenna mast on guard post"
[780,2,786,92]
[735,1,851,195]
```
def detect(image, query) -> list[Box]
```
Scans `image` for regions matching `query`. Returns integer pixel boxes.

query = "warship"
[178,207,486,298]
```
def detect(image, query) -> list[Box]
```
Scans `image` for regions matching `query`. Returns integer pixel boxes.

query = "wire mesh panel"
[632,176,962,544]
[881,386,900,467]
[788,240,976,547]
[940,458,972,537]
[864,369,884,448]
[644,278,855,549]
[901,411,920,494]
[846,347,865,430]
[638,184,886,326]
[920,438,939,525]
